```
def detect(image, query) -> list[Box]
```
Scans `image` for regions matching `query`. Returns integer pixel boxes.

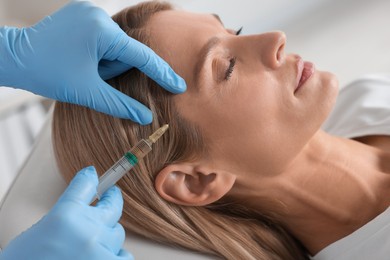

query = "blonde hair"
[52,2,308,259]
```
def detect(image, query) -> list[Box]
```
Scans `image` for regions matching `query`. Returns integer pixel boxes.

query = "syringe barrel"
[91,154,136,203]
[90,139,152,204]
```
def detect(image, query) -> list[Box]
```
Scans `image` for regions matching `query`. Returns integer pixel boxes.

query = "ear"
[155,163,236,206]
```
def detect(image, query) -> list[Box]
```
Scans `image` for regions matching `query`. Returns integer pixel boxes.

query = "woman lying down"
[52,1,390,259]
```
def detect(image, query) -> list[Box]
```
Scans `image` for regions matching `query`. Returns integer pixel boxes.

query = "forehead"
[146,10,225,89]
[146,10,223,45]
[148,9,222,30]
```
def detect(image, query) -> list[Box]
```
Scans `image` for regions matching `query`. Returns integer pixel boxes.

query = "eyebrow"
[193,36,221,87]
[193,14,225,87]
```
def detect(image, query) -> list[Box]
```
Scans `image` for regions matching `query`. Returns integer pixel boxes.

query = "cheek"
[201,72,286,141]
[206,83,288,165]
[216,73,339,173]
[226,73,280,115]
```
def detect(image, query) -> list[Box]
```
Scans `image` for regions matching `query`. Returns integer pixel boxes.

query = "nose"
[254,31,286,69]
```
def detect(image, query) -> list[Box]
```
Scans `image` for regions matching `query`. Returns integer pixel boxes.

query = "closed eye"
[225,57,236,80]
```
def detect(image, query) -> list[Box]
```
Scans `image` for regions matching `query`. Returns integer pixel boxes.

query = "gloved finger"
[102,32,186,94]
[98,59,132,80]
[99,223,126,255]
[87,78,152,124]
[57,166,98,205]
[95,186,124,227]
[117,249,134,260]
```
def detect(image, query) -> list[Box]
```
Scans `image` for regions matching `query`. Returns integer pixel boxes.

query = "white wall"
[283,0,390,86]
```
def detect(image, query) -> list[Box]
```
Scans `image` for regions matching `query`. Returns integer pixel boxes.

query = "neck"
[233,130,390,255]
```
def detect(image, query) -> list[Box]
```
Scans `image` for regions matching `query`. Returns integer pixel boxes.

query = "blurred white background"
[0,0,390,200]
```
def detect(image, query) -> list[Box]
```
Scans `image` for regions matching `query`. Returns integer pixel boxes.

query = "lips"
[295,58,315,93]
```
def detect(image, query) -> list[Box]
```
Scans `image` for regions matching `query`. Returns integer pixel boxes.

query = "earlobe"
[155,163,236,206]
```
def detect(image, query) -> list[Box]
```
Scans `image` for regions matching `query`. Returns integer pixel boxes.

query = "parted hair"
[52,1,309,259]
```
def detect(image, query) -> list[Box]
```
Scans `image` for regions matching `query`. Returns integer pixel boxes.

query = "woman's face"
[147,10,338,177]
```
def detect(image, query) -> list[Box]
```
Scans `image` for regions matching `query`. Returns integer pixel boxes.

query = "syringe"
[90,124,169,204]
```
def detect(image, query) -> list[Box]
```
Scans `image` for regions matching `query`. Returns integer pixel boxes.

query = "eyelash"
[224,57,236,80]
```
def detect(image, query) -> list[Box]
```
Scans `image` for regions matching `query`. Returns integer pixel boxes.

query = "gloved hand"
[0,166,132,260]
[0,0,186,124]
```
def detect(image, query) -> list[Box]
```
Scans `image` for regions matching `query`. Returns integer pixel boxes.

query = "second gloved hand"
[0,166,132,260]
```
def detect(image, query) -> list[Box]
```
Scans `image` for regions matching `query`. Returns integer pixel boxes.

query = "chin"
[322,71,339,103]
[315,70,339,123]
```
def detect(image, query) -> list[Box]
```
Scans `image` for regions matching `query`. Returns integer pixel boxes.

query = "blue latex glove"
[0,0,186,124]
[0,166,133,260]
